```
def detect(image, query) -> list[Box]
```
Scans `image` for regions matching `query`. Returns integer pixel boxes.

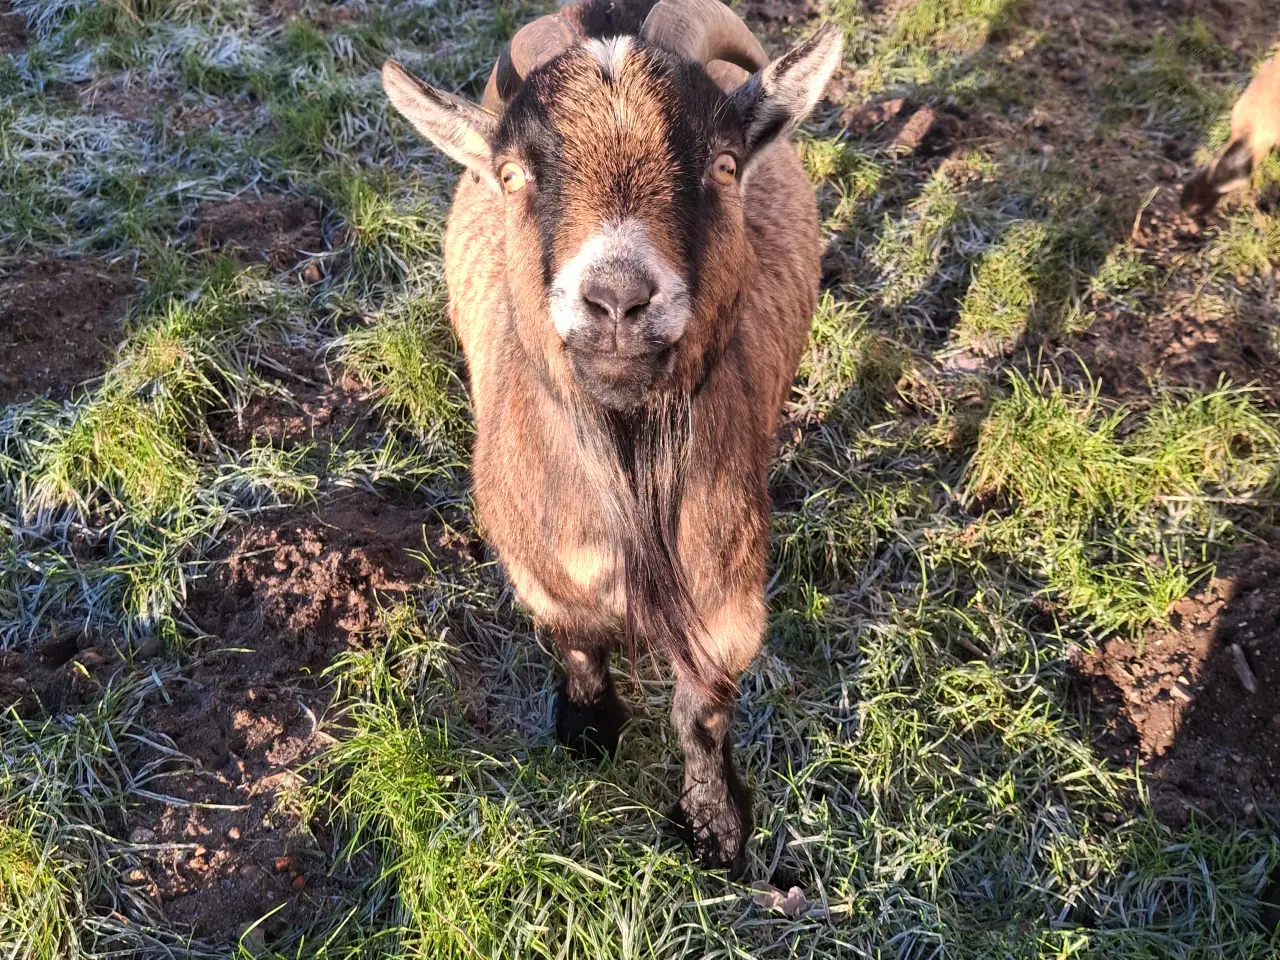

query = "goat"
[1183,52,1280,216]
[382,0,841,872]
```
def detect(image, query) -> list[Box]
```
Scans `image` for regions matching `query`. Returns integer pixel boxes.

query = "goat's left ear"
[383,60,500,188]
[731,22,843,163]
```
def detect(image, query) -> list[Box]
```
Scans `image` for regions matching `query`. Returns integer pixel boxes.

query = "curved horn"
[481,12,580,112]
[640,0,768,74]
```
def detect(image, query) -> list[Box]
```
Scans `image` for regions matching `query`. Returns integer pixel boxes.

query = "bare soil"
[1068,189,1280,406]
[210,347,379,451]
[0,256,135,405]
[116,492,435,943]
[0,0,25,53]
[0,626,137,717]
[191,195,325,272]
[1074,540,1280,827]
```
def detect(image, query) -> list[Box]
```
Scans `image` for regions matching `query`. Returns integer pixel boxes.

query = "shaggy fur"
[386,0,838,872]
[1184,53,1280,215]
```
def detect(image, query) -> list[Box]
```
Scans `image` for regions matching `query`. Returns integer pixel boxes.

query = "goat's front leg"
[552,628,628,760]
[671,672,752,875]
[669,595,761,875]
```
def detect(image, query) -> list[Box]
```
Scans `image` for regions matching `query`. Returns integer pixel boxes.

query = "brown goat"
[382,0,841,872]
[1183,52,1280,215]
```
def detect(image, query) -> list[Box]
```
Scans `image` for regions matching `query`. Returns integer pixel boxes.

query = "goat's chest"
[472,427,628,629]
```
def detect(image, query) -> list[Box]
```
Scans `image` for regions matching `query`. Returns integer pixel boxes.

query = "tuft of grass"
[1105,31,1230,132]
[890,0,1023,51]
[793,292,913,426]
[0,819,77,960]
[1211,208,1280,278]
[1089,246,1156,301]
[965,374,1279,632]
[956,218,1056,353]
[331,173,444,288]
[871,166,969,309]
[339,292,468,454]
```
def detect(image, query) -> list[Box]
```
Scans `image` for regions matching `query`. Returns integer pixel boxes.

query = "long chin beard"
[569,392,723,697]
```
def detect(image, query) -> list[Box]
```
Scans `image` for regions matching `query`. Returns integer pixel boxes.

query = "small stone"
[228,827,241,840]
[274,856,293,872]
[239,927,266,953]
[194,845,207,858]
[301,262,322,285]
[1171,681,1194,702]
[129,827,156,844]
[132,635,164,661]
[1229,643,1258,695]
[124,868,148,884]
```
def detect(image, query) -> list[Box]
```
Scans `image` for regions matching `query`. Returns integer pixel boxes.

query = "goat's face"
[496,40,748,409]
[383,23,841,409]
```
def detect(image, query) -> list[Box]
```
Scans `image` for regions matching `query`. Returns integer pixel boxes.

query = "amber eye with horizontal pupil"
[500,162,527,193]
[710,153,737,185]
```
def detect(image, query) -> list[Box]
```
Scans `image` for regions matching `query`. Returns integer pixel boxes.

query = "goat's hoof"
[669,788,752,878]
[554,682,628,761]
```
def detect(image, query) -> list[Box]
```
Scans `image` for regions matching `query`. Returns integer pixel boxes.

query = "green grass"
[889,0,1022,51]
[3,0,1280,956]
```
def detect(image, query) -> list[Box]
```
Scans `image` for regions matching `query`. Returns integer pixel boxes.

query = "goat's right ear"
[730,22,843,164]
[383,60,499,187]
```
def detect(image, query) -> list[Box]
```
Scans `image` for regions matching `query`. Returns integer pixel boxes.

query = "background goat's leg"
[671,673,752,875]
[552,628,627,759]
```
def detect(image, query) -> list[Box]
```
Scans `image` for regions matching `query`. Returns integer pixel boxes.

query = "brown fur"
[421,6,832,872]
[1183,53,1280,215]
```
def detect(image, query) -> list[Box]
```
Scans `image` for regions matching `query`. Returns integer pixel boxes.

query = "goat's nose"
[582,275,655,325]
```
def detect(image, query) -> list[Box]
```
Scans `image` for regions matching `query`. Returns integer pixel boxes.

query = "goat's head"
[383,0,841,410]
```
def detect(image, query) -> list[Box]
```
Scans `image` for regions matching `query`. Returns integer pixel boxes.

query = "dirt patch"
[0,0,25,53]
[112,493,437,944]
[190,492,434,676]
[0,626,141,717]
[1074,540,1280,826]
[192,195,324,272]
[1063,188,1280,405]
[0,257,135,405]
[77,79,174,122]
[210,347,378,451]
[841,97,968,156]
[78,79,261,134]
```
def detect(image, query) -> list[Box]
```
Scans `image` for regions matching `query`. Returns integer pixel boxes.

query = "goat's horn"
[640,0,768,74]
[481,12,580,112]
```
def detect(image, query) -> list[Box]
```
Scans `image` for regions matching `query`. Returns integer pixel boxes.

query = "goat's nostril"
[582,276,655,324]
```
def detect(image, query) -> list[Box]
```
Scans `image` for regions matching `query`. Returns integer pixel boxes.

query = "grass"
[2,0,1280,956]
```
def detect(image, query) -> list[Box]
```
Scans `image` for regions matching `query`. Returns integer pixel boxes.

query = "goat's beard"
[570,391,729,700]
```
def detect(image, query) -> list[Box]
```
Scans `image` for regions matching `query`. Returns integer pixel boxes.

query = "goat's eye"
[710,152,737,186]
[500,162,528,193]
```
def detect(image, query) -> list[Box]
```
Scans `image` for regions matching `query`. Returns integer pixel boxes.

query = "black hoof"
[554,680,628,761]
[669,780,753,878]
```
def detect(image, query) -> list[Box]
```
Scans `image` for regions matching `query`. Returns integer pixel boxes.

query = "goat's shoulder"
[444,173,509,413]
[737,140,822,407]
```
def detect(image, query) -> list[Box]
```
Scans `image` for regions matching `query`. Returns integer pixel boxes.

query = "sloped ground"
[1,0,1278,957]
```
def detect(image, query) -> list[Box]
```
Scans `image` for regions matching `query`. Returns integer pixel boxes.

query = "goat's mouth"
[566,341,675,411]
